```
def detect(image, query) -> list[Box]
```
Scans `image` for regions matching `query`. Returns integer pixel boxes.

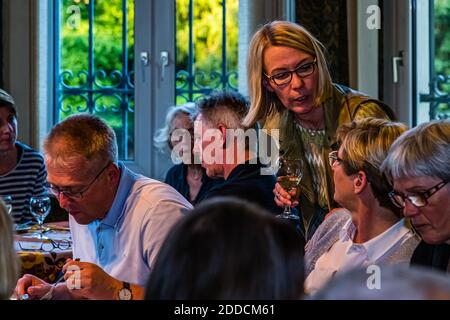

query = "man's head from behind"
[43,114,121,224]
[193,90,256,177]
[146,196,304,300]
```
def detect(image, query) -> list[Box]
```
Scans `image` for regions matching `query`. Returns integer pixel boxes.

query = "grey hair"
[153,102,197,154]
[381,119,450,182]
[43,113,118,171]
[310,265,450,300]
[196,90,250,130]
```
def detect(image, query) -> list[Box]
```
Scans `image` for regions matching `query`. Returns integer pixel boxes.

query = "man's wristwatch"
[118,282,133,300]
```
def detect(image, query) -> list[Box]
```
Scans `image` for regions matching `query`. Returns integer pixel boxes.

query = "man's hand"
[273,181,300,208]
[15,274,52,300]
[62,259,122,300]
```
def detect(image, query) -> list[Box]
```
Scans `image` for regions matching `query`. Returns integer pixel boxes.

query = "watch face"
[119,288,132,300]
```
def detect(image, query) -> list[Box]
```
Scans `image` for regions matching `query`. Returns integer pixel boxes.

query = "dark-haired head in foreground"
[145,197,305,299]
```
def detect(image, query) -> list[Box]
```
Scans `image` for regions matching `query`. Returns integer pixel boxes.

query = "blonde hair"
[0,200,19,300]
[337,118,408,214]
[382,119,450,182]
[243,20,334,127]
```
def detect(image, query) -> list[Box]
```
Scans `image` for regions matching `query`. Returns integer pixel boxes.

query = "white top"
[305,218,415,295]
[70,163,192,287]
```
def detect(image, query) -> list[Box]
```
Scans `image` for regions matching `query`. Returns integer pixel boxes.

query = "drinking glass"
[1,195,13,215]
[276,157,303,220]
[29,195,52,239]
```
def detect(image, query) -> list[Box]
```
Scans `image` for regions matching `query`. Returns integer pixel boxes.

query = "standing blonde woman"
[242,20,395,241]
[0,200,19,299]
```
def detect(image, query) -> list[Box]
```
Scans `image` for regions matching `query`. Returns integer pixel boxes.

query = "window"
[54,0,135,160]
[175,0,239,103]
[51,0,289,177]
[416,0,450,123]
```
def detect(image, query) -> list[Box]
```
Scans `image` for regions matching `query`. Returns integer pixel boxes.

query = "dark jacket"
[164,164,224,205]
[204,159,282,215]
[410,241,450,273]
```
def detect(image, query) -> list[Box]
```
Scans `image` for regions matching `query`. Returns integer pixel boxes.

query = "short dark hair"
[145,197,305,300]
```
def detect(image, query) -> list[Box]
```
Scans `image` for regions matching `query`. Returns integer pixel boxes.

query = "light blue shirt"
[70,163,192,287]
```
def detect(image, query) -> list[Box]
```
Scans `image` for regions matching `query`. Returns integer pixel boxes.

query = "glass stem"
[284,205,291,214]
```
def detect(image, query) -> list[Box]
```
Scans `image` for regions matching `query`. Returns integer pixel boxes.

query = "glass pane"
[175,0,239,104]
[434,0,450,119]
[56,0,135,160]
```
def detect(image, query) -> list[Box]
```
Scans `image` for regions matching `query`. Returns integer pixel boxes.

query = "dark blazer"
[204,159,282,215]
[164,164,224,205]
[410,241,450,273]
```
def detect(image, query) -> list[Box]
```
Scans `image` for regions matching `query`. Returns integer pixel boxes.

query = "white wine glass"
[276,157,303,220]
[1,195,13,215]
[29,195,52,239]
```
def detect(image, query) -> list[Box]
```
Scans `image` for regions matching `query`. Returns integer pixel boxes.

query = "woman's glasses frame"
[389,180,449,208]
[264,58,317,87]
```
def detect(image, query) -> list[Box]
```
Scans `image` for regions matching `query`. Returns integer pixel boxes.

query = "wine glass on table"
[276,157,303,220]
[29,195,52,239]
[1,195,13,215]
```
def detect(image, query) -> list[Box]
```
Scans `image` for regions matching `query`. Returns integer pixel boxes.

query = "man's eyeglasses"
[18,239,72,252]
[328,150,344,167]
[264,58,317,87]
[389,180,449,208]
[46,162,111,200]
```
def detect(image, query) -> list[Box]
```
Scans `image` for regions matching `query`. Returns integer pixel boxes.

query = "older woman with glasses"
[303,118,419,295]
[382,119,450,273]
[242,21,396,242]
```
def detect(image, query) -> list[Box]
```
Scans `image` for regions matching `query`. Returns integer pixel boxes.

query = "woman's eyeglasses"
[389,180,449,208]
[265,58,317,87]
[18,239,72,252]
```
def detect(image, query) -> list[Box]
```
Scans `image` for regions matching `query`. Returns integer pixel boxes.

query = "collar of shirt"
[99,162,140,228]
[339,218,412,262]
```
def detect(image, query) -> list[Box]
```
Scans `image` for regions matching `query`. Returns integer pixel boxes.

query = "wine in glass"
[1,195,13,215]
[29,195,52,239]
[276,157,303,220]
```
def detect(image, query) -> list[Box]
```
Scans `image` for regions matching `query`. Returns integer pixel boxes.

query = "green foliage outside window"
[176,0,238,103]
[434,0,450,116]
[59,0,135,159]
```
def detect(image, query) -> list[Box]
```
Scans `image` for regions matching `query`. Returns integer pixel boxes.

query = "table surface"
[15,221,72,283]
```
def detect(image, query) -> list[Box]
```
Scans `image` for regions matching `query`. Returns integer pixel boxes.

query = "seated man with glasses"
[382,119,450,274]
[16,114,192,300]
[304,118,419,295]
